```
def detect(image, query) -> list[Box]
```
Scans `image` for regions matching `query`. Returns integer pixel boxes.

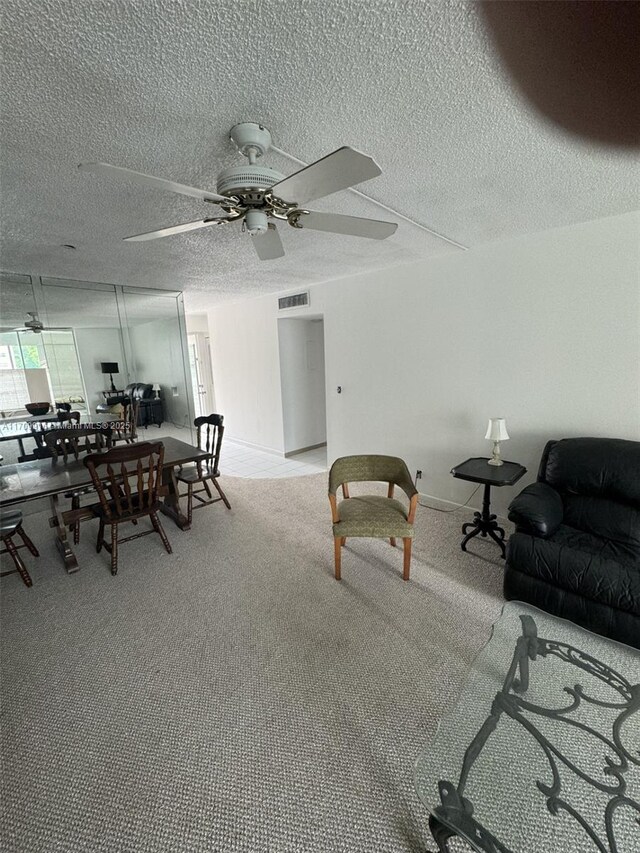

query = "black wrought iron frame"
[428,615,640,853]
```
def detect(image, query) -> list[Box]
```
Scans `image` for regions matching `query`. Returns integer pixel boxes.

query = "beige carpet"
[0,473,507,852]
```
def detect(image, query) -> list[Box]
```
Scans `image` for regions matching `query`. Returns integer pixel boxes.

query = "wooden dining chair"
[176,414,230,524]
[84,441,172,575]
[112,399,139,444]
[28,411,82,460]
[1,509,38,587]
[328,455,418,581]
[44,426,113,544]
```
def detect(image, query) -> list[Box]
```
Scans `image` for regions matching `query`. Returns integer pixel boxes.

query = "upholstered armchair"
[328,455,418,581]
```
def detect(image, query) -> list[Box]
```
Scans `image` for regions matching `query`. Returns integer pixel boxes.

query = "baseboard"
[225,436,284,458]
[284,442,327,458]
[417,489,509,523]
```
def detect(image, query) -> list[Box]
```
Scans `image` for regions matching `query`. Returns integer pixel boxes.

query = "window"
[0,329,86,415]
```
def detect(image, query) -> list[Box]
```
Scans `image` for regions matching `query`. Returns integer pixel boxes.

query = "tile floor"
[222,441,327,478]
[91,423,328,480]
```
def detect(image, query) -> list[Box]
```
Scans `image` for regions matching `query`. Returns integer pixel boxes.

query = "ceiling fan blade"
[270,147,382,205]
[78,162,231,204]
[251,223,285,261]
[124,217,233,242]
[290,210,397,240]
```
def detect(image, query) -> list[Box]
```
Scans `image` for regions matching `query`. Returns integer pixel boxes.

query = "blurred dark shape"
[479,1,640,146]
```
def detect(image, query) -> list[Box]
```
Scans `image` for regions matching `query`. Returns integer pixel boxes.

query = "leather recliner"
[96,383,154,421]
[505,437,640,648]
[124,382,154,403]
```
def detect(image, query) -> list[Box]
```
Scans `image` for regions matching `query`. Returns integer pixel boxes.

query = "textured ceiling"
[0,273,180,329]
[1,0,638,310]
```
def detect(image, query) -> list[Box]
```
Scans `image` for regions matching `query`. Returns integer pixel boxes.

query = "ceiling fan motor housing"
[216,164,285,202]
[245,210,269,236]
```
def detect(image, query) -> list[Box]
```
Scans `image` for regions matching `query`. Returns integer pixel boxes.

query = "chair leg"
[334,537,342,581]
[202,479,213,499]
[16,524,39,557]
[96,518,105,553]
[110,523,118,575]
[150,511,172,555]
[4,536,33,588]
[72,495,80,544]
[402,538,412,581]
[187,483,193,525]
[389,537,396,547]
[212,478,231,510]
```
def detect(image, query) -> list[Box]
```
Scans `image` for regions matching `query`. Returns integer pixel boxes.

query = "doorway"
[188,332,215,418]
[277,317,327,456]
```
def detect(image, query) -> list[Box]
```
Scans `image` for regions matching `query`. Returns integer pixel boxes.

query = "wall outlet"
[171,386,179,397]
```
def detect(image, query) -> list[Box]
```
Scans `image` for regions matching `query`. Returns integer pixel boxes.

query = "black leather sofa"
[505,437,640,648]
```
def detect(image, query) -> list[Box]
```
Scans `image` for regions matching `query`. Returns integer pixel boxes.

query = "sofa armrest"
[508,482,563,538]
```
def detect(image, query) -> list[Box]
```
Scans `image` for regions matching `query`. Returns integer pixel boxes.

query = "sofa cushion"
[562,493,640,558]
[507,525,640,616]
[542,437,640,504]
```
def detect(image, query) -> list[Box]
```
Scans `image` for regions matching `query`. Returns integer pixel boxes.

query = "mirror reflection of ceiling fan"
[0,312,45,334]
[79,122,398,261]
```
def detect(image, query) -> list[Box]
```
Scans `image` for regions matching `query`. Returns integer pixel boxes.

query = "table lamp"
[101,362,119,393]
[486,418,509,466]
[152,383,161,400]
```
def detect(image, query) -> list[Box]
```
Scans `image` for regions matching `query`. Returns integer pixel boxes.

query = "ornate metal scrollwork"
[431,616,640,853]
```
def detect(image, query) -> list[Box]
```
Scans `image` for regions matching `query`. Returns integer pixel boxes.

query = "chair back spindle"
[45,426,113,463]
[84,442,164,522]
[195,414,224,472]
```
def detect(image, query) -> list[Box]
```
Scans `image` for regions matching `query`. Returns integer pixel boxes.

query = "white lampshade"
[485,418,509,441]
[152,383,161,392]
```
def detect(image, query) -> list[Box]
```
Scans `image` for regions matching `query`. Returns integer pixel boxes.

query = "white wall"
[278,318,327,453]
[129,318,191,426]
[208,297,287,453]
[207,211,640,513]
[186,313,209,334]
[74,326,126,412]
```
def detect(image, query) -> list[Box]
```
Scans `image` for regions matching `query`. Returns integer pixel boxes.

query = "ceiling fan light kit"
[79,122,398,260]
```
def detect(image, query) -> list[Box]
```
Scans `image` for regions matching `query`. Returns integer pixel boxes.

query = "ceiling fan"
[0,312,45,334]
[78,122,398,261]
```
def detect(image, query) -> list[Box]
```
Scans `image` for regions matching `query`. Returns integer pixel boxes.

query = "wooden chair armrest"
[328,493,340,523]
[407,493,418,525]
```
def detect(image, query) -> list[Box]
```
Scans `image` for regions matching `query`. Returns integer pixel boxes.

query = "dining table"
[0,412,123,459]
[0,436,210,573]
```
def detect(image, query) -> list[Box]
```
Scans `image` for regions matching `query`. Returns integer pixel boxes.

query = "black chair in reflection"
[176,414,231,524]
[44,426,113,544]
[27,411,81,461]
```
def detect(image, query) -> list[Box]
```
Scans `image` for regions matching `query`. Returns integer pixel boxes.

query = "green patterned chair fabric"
[335,495,414,538]
[328,455,418,538]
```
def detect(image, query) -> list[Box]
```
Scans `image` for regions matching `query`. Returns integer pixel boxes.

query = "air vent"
[278,292,309,311]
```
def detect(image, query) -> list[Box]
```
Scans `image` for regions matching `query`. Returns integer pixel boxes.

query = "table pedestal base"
[49,494,79,573]
[159,466,191,531]
[460,484,506,557]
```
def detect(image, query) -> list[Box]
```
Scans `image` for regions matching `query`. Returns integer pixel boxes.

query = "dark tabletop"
[451,457,526,487]
[0,437,209,507]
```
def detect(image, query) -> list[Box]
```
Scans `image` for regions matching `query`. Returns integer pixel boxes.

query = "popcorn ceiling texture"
[1,0,637,304]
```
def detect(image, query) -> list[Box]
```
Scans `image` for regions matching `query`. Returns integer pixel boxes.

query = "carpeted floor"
[0,473,508,852]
